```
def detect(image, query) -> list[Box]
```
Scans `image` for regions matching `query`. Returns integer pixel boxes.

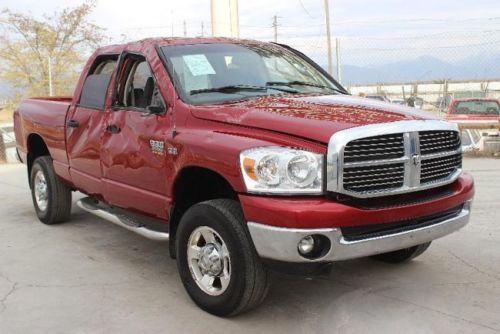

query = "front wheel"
[371,242,432,263]
[176,199,270,316]
[30,156,72,224]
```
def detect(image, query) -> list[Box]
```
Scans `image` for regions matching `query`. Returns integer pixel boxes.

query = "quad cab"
[14,38,474,316]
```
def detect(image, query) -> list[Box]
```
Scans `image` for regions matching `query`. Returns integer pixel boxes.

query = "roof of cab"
[452,97,499,102]
[94,37,268,55]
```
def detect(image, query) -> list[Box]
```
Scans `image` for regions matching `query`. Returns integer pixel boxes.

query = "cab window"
[116,54,164,111]
[79,54,118,110]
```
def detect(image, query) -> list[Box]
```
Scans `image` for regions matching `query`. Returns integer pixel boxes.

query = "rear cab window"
[78,54,119,110]
[453,100,499,115]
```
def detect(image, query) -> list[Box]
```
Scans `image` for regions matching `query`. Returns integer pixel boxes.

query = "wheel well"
[169,167,238,258]
[27,134,50,184]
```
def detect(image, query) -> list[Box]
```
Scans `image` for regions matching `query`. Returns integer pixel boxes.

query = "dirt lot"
[0,158,499,334]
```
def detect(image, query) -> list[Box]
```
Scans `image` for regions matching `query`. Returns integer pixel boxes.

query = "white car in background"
[461,128,500,153]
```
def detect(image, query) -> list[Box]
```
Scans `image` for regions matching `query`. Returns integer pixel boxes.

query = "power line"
[297,0,315,19]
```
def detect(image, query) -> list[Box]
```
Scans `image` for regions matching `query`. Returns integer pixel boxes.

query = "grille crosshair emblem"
[411,153,422,166]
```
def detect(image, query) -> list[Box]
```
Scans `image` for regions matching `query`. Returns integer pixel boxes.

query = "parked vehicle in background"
[366,94,391,103]
[461,129,500,153]
[446,98,500,123]
[392,99,407,106]
[14,37,474,316]
[407,96,424,110]
[461,129,482,152]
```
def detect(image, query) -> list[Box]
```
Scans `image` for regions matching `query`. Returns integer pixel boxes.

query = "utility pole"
[48,56,53,97]
[336,38,342,84]
[171,10,174,37]
[211,0,240,37]
[324,0,333,75]
[201,22,205,37]
[183,20,187,37]
[272,15,278,43]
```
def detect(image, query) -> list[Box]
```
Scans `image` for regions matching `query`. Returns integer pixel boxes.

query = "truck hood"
[191,94,439,143]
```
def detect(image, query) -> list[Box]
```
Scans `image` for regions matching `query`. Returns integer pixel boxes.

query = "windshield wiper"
[266,81,345,94]
[190,84,297,95]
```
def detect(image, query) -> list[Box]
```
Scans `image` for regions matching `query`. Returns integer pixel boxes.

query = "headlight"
[240,147,323,194]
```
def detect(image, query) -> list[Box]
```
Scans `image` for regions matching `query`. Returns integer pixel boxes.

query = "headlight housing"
[240,147,324,194]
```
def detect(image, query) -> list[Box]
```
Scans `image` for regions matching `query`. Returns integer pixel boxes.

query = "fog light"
[298,236,315,255]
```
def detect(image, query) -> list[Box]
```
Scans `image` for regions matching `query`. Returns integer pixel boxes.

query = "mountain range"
[339,54,500,86]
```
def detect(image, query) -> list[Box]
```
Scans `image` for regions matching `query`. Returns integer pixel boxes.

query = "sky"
[2,0,499,39]
[1,0,500,72]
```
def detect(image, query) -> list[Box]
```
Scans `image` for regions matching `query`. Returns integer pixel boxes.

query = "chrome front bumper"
[247,201,472,263]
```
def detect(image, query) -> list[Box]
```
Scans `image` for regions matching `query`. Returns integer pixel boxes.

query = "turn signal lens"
[243,158,257,180]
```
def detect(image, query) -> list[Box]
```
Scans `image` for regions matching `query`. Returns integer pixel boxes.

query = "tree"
[0,1,107,104]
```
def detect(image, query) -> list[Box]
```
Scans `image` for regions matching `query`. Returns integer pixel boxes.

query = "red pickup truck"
[14,37,474,316]
[445,98,500,125]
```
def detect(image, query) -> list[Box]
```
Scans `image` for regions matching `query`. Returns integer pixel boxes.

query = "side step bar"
[76,197,169,242]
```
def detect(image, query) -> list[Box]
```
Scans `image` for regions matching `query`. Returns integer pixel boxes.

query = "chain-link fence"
[125,20,500,113]
[274,29,500,113]
[2,18,499,163]
[0,125,15,163]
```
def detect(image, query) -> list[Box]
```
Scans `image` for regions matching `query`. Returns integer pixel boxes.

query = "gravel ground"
[0,158,499,334]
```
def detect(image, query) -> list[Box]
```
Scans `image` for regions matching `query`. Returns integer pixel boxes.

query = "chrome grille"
[419,131,461,155]
[343,163,405,192]
[327,120,463,198]
[343,134,405,163]
[421,153,462,184]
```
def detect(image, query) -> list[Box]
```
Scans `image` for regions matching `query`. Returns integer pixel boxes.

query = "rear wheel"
[30,156,72,224]
[371,242,431,263]
[176,199,270,316]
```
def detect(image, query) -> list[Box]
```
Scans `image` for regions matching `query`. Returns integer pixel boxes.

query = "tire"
[371,242,432,264]
[176,199,270,316]
[30,156,72,224]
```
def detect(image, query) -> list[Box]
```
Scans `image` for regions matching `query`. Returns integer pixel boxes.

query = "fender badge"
[149,140,165,156]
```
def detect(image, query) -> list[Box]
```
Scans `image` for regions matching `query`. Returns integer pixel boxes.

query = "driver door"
[101,52,171,219]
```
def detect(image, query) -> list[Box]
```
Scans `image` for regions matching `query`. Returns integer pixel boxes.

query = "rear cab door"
[66,54,119,195]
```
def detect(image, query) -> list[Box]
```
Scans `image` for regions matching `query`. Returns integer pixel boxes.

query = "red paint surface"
[240,173,474,229]
[192,94,438,143]
[445,98,500,123]
[13,37,475,228]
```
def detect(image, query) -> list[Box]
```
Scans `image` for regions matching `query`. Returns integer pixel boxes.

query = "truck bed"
[14,96,73,165]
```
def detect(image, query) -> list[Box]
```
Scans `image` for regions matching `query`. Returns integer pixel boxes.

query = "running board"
[76,197,169,242]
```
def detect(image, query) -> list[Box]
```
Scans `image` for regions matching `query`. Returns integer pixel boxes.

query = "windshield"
[453,100,499,115]
[160,43,343,105]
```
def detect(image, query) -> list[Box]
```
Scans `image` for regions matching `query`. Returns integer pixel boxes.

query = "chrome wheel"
[187,226,231,296]
[34,170,48,212]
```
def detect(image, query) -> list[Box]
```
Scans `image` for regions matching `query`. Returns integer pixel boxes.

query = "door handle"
[66,119,80,128]
[106,124,121,134]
